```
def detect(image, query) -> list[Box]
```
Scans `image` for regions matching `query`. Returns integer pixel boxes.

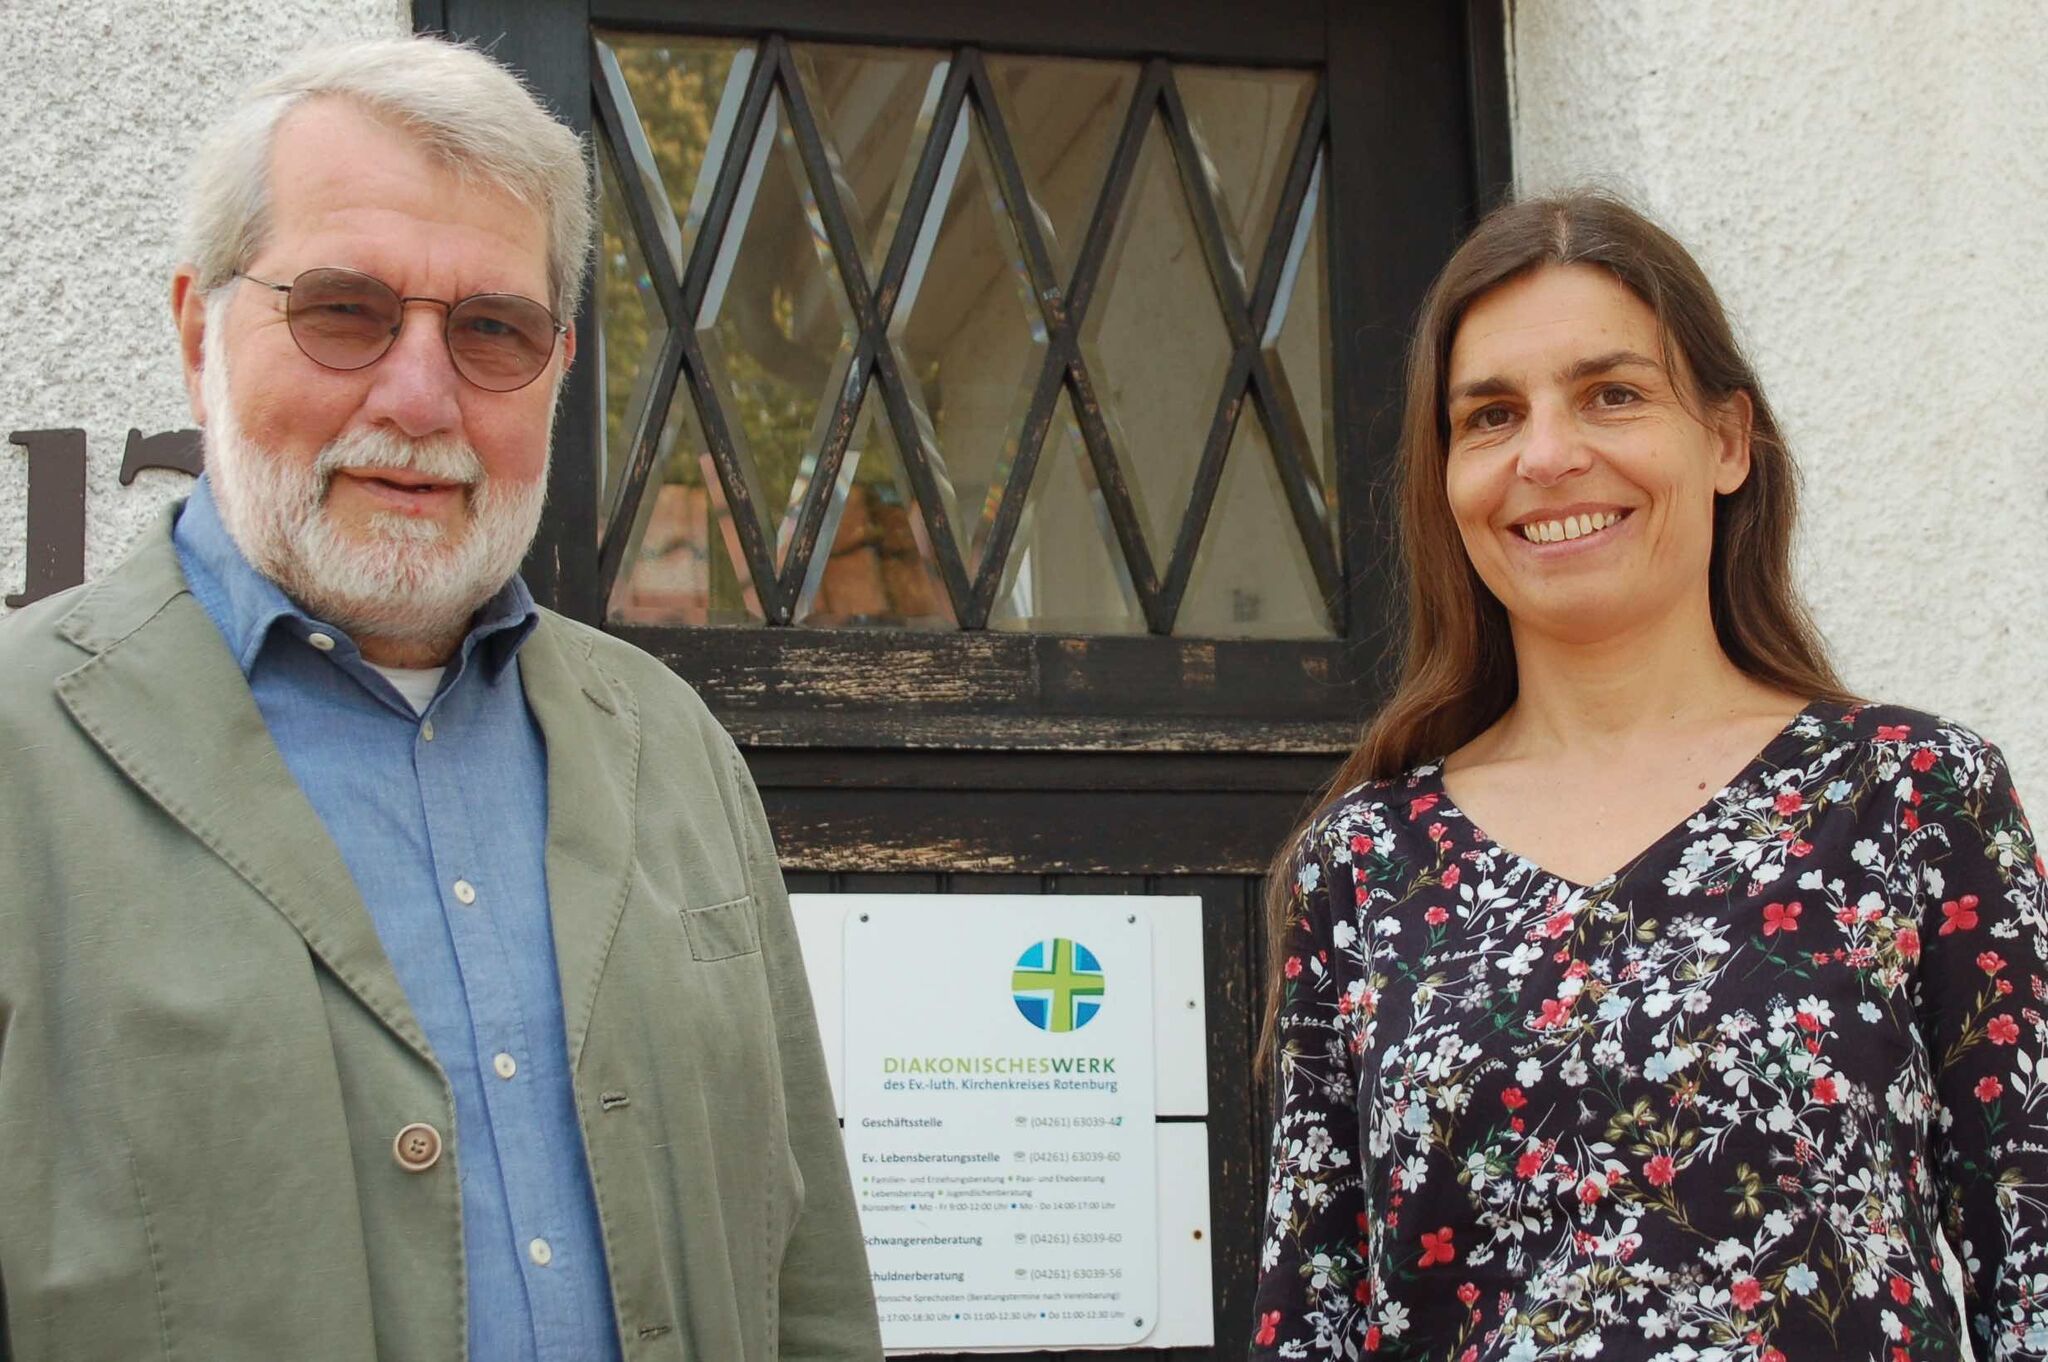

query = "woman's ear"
[1713,389,1755,495]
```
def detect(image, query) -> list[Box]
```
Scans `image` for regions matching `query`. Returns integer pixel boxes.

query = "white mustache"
[312,429,486,487]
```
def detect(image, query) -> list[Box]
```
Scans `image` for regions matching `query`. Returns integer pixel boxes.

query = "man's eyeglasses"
[232,267,566,393]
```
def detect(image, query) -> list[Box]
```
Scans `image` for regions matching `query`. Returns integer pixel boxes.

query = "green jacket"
[0,514,883,1361]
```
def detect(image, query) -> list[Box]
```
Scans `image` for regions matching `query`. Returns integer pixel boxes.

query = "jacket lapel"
[520,616,640,1070]
[52,522,434,1060]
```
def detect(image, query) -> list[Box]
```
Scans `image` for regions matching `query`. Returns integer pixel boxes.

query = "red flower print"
[1501,1086,1528,1110]
[1365,1325,1382,1351]
[1533,997,1573,1029]
[1457,1282,1479,1306]
[1577,1178,1603,1205]
[1890,1275,1913,1305]
[1877,724,1912,741]
[1350,834,1374,855]
[1790,839,1814,857]
[1795,1010,1821,1033]
[1977,1076,2003,1102]
[1419,1226,1456,1267]
[1428,822,1447,841]
[1284,956,1303,979]
[1541,911,1574,939]
[1254,1310,1279,1346]
[1730,1276,1763,1311]
[1980,951,2007,975]
[1911,747,1937,772]
[1442,865,1462,889]
[1893,1348,1910,1362]
[1812,1076,1840,1104]
[1941,896,1981,935]
[1645,1153,1676,1187]
[1999,979,2015,996]
[1898,927,1922,960]
[1516,1150,1543,1179]
[1426,905,1449,926]
[1903,808,1920,832]
[1762,901,1801,935]
[1355,1279,1372,1302]
[1764,1350,1787,1362]
[1408,794,1440,820]
[1461,1349,1479,1362]
[1774,790,1805,816]
[1989,1015,2020,1045]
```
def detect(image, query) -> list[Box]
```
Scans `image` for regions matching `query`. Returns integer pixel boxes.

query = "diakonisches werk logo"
[1011,938,1105,1033]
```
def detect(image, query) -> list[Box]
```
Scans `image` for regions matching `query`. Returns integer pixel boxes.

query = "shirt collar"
[172,473,539,680]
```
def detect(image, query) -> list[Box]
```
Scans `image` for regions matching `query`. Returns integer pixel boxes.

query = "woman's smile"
[1510,505,1634,549]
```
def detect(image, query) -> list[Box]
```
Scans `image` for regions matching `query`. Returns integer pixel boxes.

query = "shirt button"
[307,631,336,652]
[421,720,435,742]
[493,1052,517,1080]
[528,1237,553,1267]
[452,879,477,905]
[392,1122,443,1172]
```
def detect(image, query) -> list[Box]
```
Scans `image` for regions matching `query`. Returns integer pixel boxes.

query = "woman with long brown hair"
[1250,193,2046,1361]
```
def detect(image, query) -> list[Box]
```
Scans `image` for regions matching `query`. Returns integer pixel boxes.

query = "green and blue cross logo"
[1011,938,1106,1033]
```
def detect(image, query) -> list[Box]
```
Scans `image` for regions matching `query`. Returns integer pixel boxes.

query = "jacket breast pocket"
[681,894,760,961]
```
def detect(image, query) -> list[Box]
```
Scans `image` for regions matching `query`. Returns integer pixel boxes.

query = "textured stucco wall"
[0,0,409,601]
[1510,0,2048,790]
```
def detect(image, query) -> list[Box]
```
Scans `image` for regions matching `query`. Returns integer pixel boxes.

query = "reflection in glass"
[597,141,668,531]
[891,105,1049,574]
[793,43,948,278]
[1265,154,1335,551]
[794,391,955,629]
[1080,111,1234,569]
[697,92,858,569]
[1177,408,1333,638]
[1175,64,1315,286]
[990,393,1145,635]
[984,54,1138,284]
[607,387,765,627]
[599,33,752,279]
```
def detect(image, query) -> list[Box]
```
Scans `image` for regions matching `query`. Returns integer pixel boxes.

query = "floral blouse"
[1252,702,2048,1362]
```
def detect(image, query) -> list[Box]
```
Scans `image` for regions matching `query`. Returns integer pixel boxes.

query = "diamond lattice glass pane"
[599,33,752,278]
[989,392,1145,635]
[607,384,766,627]
[1079,110,1234,568]
[597,142,670,532]
[1177,407,1332,639]
[1175,64,1315,286]
[1264,154,1335,550]
[793,43,947,278]
[985,54,1139,284]
[794,389,954,629]
[697,90,858,568]
[890,104,1049,575]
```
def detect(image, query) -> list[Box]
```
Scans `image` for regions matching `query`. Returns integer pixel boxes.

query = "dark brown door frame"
[414,3,1510,1354]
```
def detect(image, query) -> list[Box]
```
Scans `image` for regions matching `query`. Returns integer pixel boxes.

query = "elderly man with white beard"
[0,36,882,1362]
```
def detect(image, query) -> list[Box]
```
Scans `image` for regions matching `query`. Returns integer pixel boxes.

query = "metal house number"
[6,427,202,607]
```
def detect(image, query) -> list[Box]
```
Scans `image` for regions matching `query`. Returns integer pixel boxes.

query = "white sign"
[842,900,1158,1350]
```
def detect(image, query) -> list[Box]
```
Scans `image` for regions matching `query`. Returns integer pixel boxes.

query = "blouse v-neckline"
[1424,698,1829,893]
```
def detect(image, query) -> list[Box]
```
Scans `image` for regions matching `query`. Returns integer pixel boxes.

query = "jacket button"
[393,1122,443,1172]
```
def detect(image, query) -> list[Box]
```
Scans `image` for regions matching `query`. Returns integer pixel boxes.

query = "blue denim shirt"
[173,477,622,1362]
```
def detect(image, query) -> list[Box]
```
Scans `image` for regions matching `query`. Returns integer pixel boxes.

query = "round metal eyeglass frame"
[231,267,568,393]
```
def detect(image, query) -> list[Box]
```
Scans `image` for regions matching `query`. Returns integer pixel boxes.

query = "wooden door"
[421,2,1509,1352]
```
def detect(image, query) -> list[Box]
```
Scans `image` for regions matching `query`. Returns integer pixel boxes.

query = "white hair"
[181,35,593,317]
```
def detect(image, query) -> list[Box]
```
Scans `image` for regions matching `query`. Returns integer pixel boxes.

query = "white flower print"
[1254,705,2048,1361]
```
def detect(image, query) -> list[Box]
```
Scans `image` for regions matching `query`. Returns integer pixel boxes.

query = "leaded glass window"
[594,34,1337,639]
